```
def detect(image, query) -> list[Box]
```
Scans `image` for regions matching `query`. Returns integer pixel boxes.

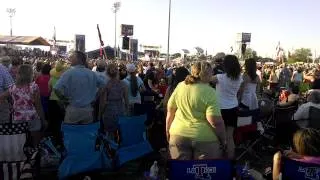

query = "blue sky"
[0,0,319,57]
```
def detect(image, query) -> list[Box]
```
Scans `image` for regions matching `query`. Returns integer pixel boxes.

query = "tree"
[237,48,258,60]
[172,53,181,59]
[288,48,312,63]
[315,57,320,63]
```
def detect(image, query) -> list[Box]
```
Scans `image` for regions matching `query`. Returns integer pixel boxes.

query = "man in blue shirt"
[0,62,14,123]
[54,51,106,124]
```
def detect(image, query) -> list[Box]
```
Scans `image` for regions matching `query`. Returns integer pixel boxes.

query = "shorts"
[13,119,42,132]
[169,135,221,160]
[221,107,238,127]
[64,106,94,124]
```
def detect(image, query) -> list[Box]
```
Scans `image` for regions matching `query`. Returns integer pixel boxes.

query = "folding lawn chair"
[235,109,262,161]
[105,115,153,167]
[281,157,320,180]
[167,159,234,180]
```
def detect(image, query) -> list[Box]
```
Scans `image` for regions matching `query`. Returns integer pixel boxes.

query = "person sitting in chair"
[273,128,320,180]
[278,85,300,107]
[294,91,320,121]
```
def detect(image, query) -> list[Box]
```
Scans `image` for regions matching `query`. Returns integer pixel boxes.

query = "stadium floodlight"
[6,8,16,36]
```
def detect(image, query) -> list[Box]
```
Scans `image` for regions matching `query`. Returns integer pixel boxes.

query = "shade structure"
[0,35,50,46]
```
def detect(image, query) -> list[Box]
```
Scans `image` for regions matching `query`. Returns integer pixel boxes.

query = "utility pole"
[166,0,172,64]
[112,2,121,59]
[6,8,16,36]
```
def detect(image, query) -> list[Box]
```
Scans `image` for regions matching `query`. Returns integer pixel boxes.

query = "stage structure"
[75,34,85,53]
[140,45,162,60]
[236,33,251,60]
[120,24,134,60]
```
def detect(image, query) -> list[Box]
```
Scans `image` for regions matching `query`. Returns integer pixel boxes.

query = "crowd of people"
[1,46,320,179]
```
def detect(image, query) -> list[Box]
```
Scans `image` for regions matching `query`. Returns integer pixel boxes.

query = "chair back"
[237,109,260,127]
[115,115,153,166]
[309,107,320,129]
[167,159,234,180]
[281,157,320,180]
[118,115,147,147]
[274,105,297,127]
[134,103,156,126]
[58,122,111,179]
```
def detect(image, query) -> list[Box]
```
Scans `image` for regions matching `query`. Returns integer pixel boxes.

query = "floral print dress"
[9,83,40,122]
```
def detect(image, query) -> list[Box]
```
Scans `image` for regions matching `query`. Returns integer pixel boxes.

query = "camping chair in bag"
[234,109,262,161]
[167,159,234,180]
[309,106,320,129]
[280,157,320,180]
[58,122,112,179]
[105,115,153,167]
[273,105,297,128]
[0,120,39,180]
[273,105,299,147]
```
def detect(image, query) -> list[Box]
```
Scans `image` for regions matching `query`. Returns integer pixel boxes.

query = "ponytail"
[130,73,139,97]
[184,75,200,85]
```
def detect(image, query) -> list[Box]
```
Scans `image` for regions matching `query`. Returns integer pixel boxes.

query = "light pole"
[166,0,172,64]
[112,2,121,59]
[6,8,16,36]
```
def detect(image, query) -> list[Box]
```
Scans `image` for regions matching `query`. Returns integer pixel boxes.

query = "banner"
[75,35,86,52]
[121,24,134,36]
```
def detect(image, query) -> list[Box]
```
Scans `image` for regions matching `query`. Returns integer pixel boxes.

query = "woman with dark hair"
[123,63,145,115]
[9,57,23,82]
[163,67,190,110]
[212,55,243,159]
[239,58,260,110]
[35,63,52,117]
[273,128,320,180]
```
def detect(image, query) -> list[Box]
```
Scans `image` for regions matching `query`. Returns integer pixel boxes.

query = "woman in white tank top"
[212,55,243,159]
[240,58,259,110]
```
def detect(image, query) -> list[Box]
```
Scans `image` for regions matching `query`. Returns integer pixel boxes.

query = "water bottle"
[241,161,251,180]
[150,161,159,179]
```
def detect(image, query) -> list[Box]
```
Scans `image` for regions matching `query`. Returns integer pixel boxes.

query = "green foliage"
[237,48,258,60]
[288,48,312,63]
[172,53,181,59]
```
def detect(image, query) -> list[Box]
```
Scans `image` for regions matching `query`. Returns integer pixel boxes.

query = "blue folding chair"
[106,115,153,167]
[58,122,111,179]
[281,157,320,180]
[167,159,234,180]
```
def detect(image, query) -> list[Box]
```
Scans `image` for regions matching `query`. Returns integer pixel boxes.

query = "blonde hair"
[293,128,320,156]
[185,62,212,85]
[16,64,33,86]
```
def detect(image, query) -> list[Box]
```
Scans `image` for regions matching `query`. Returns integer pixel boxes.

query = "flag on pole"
[276,41,281,56]
[97,24,104,57]
[53,26,56,47]
[97,24,104,47]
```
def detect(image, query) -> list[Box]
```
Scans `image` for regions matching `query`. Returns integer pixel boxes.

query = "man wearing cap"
[54,51,106,124]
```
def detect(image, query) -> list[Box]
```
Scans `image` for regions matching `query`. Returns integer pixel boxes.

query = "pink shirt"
[35,75,50,97]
